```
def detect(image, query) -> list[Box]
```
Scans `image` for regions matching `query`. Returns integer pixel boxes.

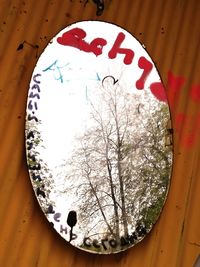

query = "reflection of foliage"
[62,78,172,249]
[137,105,172,227]
[141,195,166,230]
[26,120,55,213]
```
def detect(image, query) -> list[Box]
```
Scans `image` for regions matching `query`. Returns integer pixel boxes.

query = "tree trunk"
[105,143,120,239]
[88,177,115,237]
[114,103,129,237]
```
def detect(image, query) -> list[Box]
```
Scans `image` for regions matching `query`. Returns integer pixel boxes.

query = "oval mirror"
[25,21,173,254]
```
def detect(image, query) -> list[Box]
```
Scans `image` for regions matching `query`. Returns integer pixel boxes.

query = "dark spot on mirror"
[67,211,77,242]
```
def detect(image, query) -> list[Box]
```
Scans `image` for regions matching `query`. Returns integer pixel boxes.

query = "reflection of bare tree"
[64,77,172,243]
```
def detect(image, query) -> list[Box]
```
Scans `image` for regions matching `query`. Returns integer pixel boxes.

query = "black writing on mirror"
[27,73,41,122]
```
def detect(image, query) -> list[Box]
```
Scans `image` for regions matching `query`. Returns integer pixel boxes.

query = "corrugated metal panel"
[0,0,200,266]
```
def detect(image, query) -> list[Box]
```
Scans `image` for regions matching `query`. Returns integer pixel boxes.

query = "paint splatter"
[166,71,185,111]
[150,82,167,102]
[190,84,200,102]
[136,56,153,90]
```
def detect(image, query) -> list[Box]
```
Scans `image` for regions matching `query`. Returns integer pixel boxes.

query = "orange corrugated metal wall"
[0,0,200,266]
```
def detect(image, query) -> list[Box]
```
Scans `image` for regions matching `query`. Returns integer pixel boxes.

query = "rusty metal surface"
[0,0,200,266]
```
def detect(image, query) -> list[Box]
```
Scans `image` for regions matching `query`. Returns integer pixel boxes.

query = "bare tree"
[62,76,172,245]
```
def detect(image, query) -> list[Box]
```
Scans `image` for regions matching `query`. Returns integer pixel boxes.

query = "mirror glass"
[25,21,173,254]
